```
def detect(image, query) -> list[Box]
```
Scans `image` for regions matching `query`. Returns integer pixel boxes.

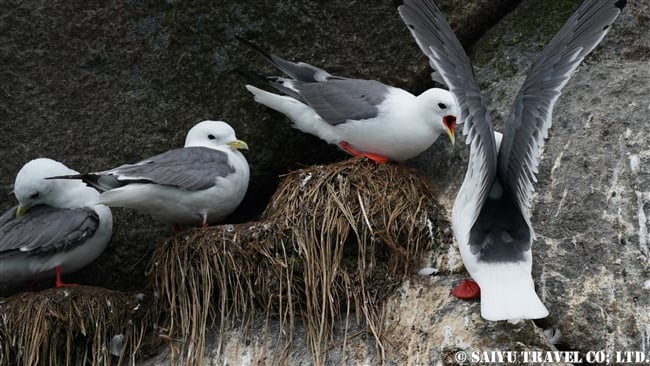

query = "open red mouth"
[443,115,456,133]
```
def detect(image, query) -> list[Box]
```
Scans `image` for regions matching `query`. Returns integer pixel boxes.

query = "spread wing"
[399,0,498,220]
[498,0,627,211]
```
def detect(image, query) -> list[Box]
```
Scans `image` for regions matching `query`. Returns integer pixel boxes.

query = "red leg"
[201,214,208,230]
[55,266,79,288]
[451,278,480,300]
[339,141,389,164]
[173,224,182,235]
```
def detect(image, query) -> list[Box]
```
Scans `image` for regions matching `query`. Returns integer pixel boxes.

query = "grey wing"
[297,79,388,125]
[236,37,384,125]
[101,147,235,191]
[427,58,447,86]
[0,207,16,227]
[0,205,99,257]
[497,0,626,211]
[236,36,335,82]
[399,0,498,209]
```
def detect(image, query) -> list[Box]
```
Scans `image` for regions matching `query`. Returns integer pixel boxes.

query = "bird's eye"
[438,103,447,109]
[30,192,39,199]
[208,134,216,140]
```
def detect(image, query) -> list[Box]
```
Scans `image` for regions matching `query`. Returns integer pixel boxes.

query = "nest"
[149,158,452,365]
[0,286,158,366]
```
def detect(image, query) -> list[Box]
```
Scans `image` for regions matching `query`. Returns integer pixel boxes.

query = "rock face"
[1,0,648,364]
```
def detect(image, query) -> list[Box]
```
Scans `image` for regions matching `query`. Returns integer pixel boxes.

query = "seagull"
[51,121,250,232]
[399,0,626,321]
[237,36,459,163]
[0,158,113,287]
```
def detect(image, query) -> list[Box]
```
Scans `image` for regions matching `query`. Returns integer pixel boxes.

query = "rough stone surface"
[2,0,648,364]
[531,60,650,355]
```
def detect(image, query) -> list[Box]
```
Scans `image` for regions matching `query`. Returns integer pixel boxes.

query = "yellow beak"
[445,127,455,145]
[16,203,31,217]
[227,139,249,150]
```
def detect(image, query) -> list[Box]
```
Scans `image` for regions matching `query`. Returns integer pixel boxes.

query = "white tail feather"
[245,85,290,112]
[474,262,548,322]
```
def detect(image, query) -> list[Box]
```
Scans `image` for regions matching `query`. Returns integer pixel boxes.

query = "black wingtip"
[234,35,275,61]
[47,173,109,192]
[614,0,627,10]
[45,174,103,191]
[45,174,81,180]
[234,35,255,49]
[233,66,271,84]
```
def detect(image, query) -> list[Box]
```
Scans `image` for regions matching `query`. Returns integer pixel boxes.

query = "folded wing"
[59,147,235,192]
[0,205,99,257]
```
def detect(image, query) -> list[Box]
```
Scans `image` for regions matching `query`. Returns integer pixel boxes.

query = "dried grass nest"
[0,285,158,366]
[149,158,452,364]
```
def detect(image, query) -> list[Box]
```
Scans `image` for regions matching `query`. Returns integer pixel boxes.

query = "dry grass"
[0,285,158,366]
[149,158,451,365]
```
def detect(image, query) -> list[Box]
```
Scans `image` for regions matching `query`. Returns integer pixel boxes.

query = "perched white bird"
[237,37,458,163]
[399,0,626,321]
[52,121,250,232]
[0,158,113,287]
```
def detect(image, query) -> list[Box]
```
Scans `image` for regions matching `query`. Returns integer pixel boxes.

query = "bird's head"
[14,158,88,216]
[185,120,249,151]
[421,88,459,145]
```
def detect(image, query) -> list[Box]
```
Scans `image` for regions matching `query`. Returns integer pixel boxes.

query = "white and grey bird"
[0,158,113,286]
[52,121,250,231]
[399,0,626,321]
[238,37,458,163]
